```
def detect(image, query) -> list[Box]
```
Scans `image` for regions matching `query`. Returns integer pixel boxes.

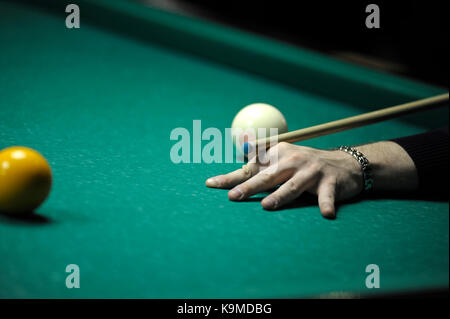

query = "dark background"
[138,0,448,88]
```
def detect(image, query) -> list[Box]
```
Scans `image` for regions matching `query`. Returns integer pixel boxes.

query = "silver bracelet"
[338,146,374,192]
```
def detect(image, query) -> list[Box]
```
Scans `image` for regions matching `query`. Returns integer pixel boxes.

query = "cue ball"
[231,103,288,150]
[0,146,52,214]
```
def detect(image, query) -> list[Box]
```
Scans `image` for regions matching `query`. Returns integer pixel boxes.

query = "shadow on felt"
[241,188,449,218]
[241,191,320,211]
[0,210,53,225]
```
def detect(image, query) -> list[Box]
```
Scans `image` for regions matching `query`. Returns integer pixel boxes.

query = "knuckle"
[241,168,251,178]
[239,184,249,195]
[287,152,304,163]
[258,172,273,184]
[309,160,324,173]
[221,175,231,185]
[277,142,290,151]
[271,196,280,207]
[320,191,333,201]
[287,180,300,194]
[289,152,302,161]
[328,177,338,188]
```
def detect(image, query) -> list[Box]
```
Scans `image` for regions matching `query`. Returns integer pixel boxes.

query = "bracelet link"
[338,146,373,193]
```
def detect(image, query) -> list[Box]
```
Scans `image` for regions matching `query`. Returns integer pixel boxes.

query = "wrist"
[353,141,419,192]
[330,149,365,195]
[339,146,374,193]
[337,146,374,194]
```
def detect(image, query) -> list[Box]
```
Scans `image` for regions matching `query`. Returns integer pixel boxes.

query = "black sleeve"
[391,126,449,197]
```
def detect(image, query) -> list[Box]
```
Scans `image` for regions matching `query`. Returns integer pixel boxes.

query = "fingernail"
[324,213,336,220]
[228,187,243,200]
[264,197,278,209]
[322,205,336,219]
[206,178,218,187]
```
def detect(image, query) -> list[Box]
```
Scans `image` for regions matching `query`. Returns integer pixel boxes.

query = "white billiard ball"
[231,103,288,151]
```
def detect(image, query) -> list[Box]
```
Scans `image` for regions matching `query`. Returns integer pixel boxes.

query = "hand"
[205,142,364,219]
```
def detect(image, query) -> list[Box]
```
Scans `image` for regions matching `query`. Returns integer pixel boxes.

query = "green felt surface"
[0,0,448,298]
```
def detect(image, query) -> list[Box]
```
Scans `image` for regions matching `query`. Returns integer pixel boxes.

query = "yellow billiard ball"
[0,146,52,214]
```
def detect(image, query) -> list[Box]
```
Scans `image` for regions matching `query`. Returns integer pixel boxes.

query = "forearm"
[352,141,419,192]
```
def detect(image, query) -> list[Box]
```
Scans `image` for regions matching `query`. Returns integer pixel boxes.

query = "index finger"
[205,163,259,189]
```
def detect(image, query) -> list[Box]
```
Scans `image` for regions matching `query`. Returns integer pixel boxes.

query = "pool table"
[0,0,448,298]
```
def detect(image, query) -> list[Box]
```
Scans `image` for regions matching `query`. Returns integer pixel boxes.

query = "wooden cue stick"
[254,93,449,148]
